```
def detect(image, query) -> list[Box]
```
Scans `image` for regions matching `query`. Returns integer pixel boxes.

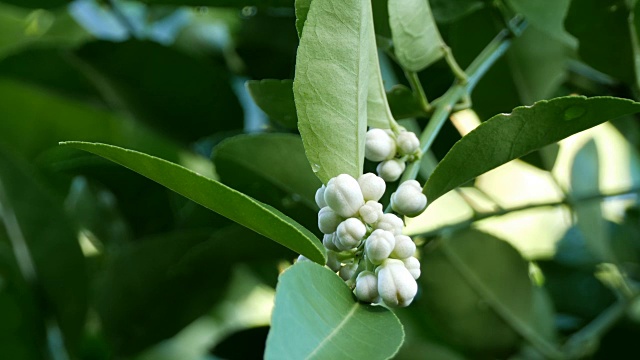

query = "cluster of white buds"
[365,128,421,182]
[313,173,421,307]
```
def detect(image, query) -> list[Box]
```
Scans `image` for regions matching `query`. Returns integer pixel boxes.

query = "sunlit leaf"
[294,0,370,183]
[388,0,445,72]
[59,142,326,264]
[425,96,640,203]
[265,262,404,359]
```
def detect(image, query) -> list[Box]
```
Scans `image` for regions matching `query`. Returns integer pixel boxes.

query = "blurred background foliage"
[0,0,639,359]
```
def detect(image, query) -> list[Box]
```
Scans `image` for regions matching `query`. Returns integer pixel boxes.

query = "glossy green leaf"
[294,0,370,183]
[415,230,552,354]
[388,0,445,72]
[213,133,321,209]
[425,96,640,203]
[59,142,326,264]
[429,0,484,23]
[97,225,292,355]
[295,0,311,38]
[246,79,297,129]
[0,147,87,353]
[265,262,404,359]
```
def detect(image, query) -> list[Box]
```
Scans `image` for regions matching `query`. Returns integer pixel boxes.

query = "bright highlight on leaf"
[425,96,640,203]
[294,0,371,183]
[58,141,326,264]
[265,261,404,360]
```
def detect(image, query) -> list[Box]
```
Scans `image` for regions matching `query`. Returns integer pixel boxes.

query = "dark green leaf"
[295,0,311,38]
[429,0,484,23]
[75,40,243,143]
[387,84,426,119]
[246,79,297,129]
[211,326,270,360]
[59,142,326,264]
[414,230,552,355]
[265,262,404,359]
[506,0,575,45]
[213,133,321,209]
[138,0,292,6]
[294,0,370,183]
[425,96,640,203]
[0,0,70,9]
[388,0,444,72]
[97,226,292,355]
[0,147,87,353]
[565,0,636,85]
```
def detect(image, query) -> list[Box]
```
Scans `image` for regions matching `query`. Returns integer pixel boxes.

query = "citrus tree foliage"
[1,0,640,359]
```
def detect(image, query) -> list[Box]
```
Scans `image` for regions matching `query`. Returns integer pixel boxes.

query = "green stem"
[405,71,432,113]
[442,45,468,83]
[417,187,640,238]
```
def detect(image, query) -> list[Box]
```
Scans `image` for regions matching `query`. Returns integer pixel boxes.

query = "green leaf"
[213,133,321,209]
[138,0,292,6]
[425,96,640,203]
[59,141,326,264]
[295,0,311,38]
[0,147,87,353]
[265,262,404,359]
[429,0,484,23]
[570,140,611,262]
[415,230,554,355]
[565,0,636,85]
[294,0,371,183]
[74,40,243,143]
[388,0,445,72]
[246,79,297,129]
[97,226,292,355]
[0,0,70,9]
[506,0,575,45]
[387,84,426,119]
[367,26,397,129]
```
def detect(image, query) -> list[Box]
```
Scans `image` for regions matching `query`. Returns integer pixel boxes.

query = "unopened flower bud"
[359,200,384,224]
[391,235,416,259]
[336,218,366,250]
[396,131,420,155]
[357,173,386,202]
[377,259,418,307]
[391,180,427,217]
[318,206,343,234]
[377,159,406,182]
[326,250,342,272]
[402,256,421,280]
[324,174,365,218]
[355,271,379,303]
[322,233,339,251]
[339,263,358,281]
[365,128,396,162]
[365,229,396,265]
[375,213,404,235]
[315,185,327,208]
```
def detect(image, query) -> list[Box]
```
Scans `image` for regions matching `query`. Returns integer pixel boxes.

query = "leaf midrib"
[305,303,359,359]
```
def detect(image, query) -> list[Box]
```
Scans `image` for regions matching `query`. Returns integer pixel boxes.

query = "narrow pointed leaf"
[265,262,404,359]
[388,0,445,72]
[294,0,370,183]
[425,96,640,203]
[59,142,326,264]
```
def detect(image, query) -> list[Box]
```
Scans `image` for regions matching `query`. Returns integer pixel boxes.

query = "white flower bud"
[339,263,358,281]
[376,159,406,182]
[336,218,366,250]
[396,131,420,155]
[324,174,365,218]
[315,185,327,208]
[357,173,386,202]
[322,233,339,251]
[375,213,404,235]
[377,259,418,307]
[391,180,427,217]
[391,235,416,259]
[326,250,342,272]
[355,271,379,303]
[365,229,396,265]
[365,128,397,162]
[403,256,421,280]
[318,206,343,234]
[359,200,384,225]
